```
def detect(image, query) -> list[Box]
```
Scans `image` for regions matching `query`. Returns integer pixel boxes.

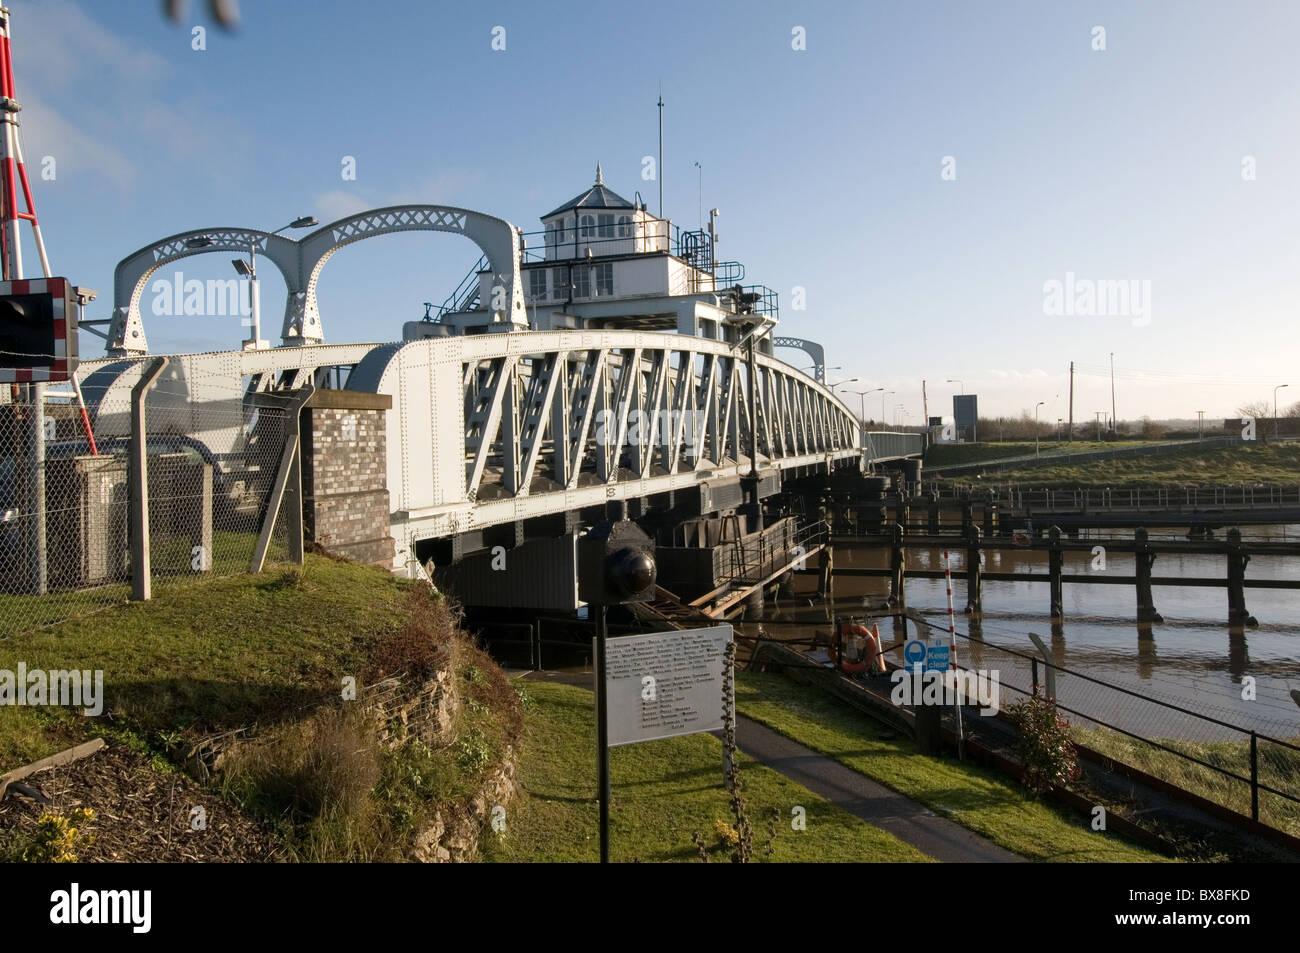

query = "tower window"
[573,266,591,298]
[580,214,595,239]
[598,214,614,239]
[552,267,569,299]
[528,268,547,301]
[595,262,613,296]
[617,215,632,237]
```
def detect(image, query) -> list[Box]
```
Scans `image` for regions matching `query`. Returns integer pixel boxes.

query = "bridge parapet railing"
[923,482,1300,511]
[715,517,826,588]
[864,431,924,462]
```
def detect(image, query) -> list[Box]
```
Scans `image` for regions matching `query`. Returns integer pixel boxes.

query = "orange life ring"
[829,622,874,674]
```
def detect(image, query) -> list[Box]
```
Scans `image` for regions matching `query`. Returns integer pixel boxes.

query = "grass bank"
[952,442,1300,489]
[0,555,419,771]
[925,440,1157,469]
[480,679,931,863]
[1074,726,1300,839]
[734,671,1171,862]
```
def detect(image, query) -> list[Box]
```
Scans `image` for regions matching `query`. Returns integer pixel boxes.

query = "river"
[743,524,1300,741]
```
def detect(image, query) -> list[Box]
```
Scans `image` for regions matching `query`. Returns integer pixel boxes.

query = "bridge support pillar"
[963,524,982,614]
[818,546,834,600]
[1048,526,1064,619]
[1134,527,1163,624]
[927,494,940,535]
[889,522,906,608]
[1226,527,1258,627]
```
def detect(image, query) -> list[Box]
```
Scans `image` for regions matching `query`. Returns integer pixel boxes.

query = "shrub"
[1008,693,1081,795]
[5,808,96,863]
[364,584,456,682]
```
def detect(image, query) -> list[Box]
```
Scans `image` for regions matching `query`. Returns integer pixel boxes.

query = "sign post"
[592,624,735,860]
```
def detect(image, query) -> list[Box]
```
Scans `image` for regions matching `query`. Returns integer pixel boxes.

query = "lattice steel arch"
[104,205,526,355]
[773,337,826,382]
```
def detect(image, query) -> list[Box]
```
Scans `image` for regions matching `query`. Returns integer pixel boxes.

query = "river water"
[743,525,1300,741]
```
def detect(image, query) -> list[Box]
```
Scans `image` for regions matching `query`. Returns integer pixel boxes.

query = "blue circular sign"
[903,640,926,665]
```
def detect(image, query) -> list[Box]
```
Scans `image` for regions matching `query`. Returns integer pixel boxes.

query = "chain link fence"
[0,367,301,639]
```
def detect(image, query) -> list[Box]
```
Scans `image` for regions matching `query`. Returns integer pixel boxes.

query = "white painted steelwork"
[346,330,864,570]
[105,206,526,355]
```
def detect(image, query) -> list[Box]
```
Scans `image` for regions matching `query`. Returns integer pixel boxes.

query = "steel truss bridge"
[74,204,922,573]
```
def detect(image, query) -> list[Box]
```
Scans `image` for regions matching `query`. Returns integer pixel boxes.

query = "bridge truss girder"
[347,330,863,570]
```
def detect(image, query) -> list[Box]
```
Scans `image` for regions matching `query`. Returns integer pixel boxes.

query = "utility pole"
[1110,352,1117,435]
[922,379,928,425]
[1067,361,1075,443]
[1095,411,1104,441]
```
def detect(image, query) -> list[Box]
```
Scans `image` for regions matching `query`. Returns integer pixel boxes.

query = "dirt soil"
[0,743,279,862]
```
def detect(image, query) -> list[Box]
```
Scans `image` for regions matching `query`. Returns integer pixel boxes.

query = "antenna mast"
[657,94,663,218]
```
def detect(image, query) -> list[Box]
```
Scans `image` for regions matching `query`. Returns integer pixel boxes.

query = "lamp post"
[1035,401,1045,457]
[882,390,894,424]
[190,216,317,350]
[1197,410,1205,441]
[847,386,881,449]
[241,216,318,348]
[1274,384,1288,439]
[946,378,964,395]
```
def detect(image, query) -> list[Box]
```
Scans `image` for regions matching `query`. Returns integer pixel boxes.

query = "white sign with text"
[599,625,733,747]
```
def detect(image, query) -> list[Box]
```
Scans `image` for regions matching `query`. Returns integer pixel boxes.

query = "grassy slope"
[480,680,930,863]
[734,672,1171,862]
[957,443,1300,488]
[0,556,416,771]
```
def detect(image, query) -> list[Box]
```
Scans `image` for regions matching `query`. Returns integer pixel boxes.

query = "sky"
[9,0,1300,423]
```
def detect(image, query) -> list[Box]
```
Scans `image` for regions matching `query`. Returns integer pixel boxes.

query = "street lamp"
[1035,401,1045,457]
[235,216,318,349]
[847,386,880,457]
[189,217,318,350]
[828,376,859,394]
[1197,410,1205,441]
[1274,384,1289,439]
[946,378,964,395]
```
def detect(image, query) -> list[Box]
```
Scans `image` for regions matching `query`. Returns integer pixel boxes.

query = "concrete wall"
[302,390,395,566]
